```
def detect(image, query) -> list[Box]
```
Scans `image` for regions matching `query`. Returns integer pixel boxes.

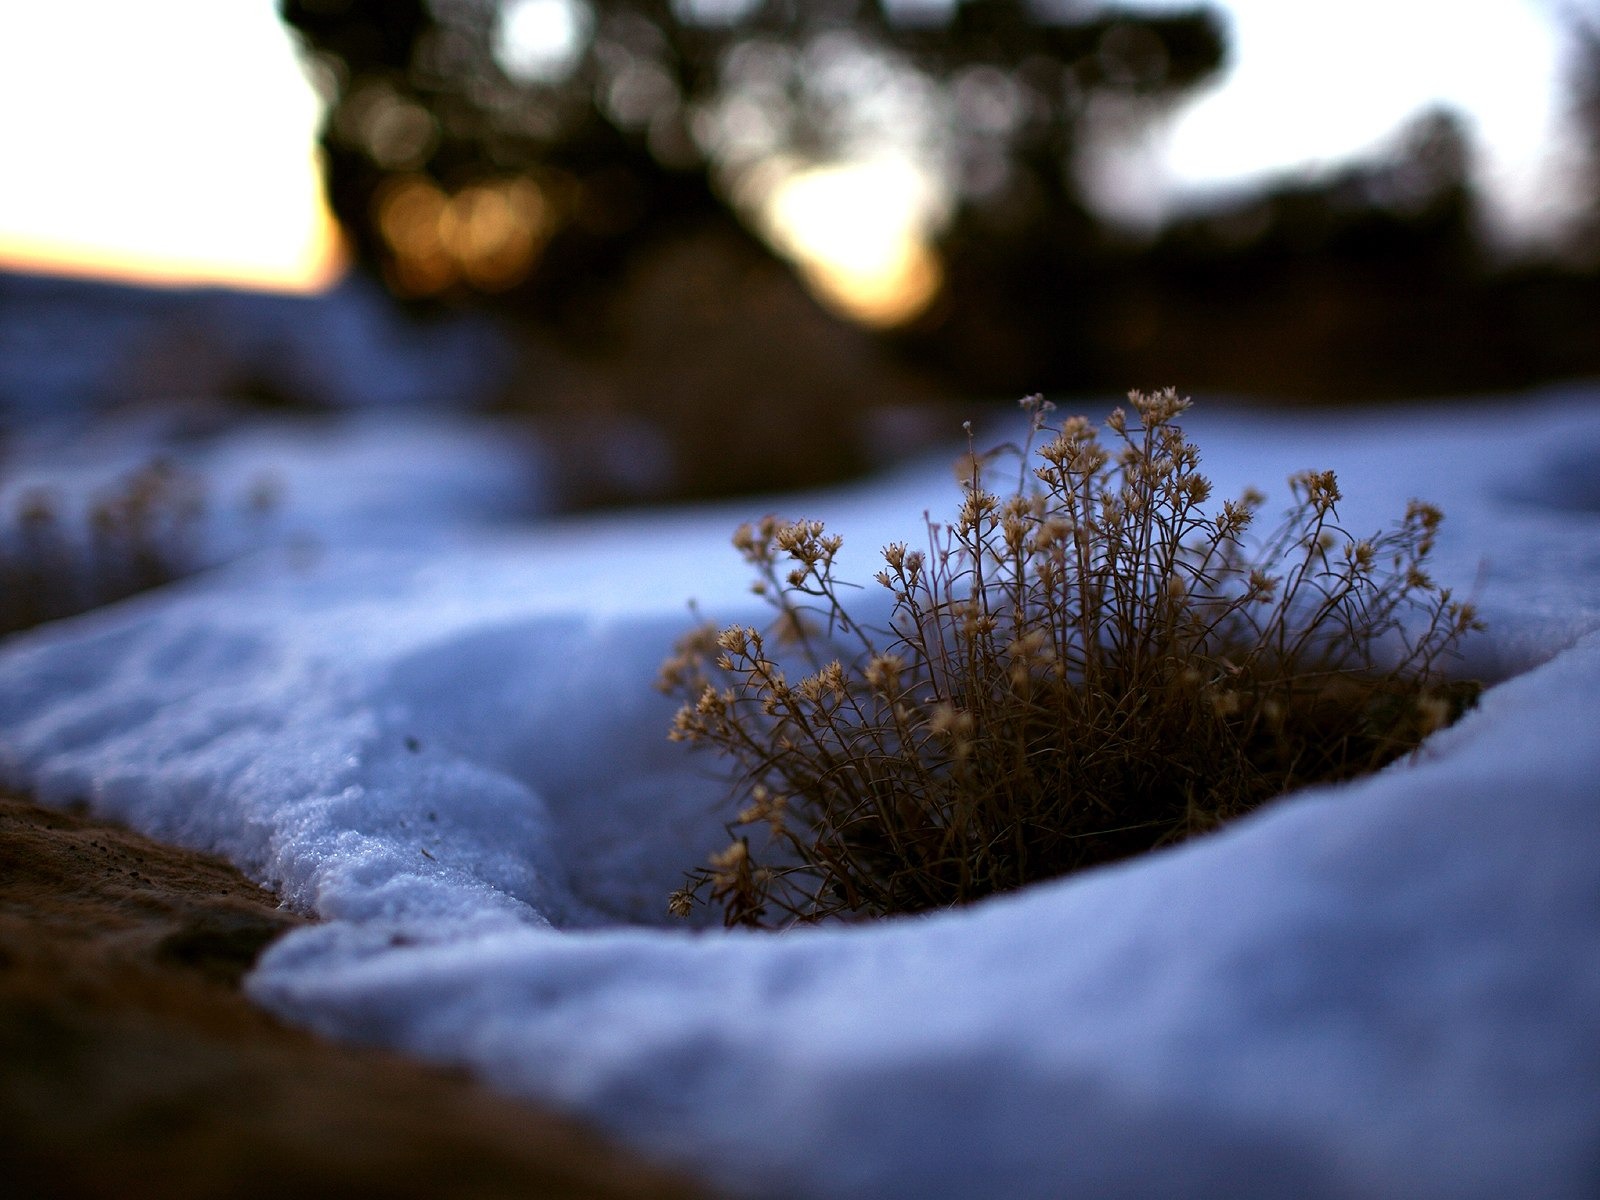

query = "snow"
[0,270,511,418]
[1,387,1599,1196]
[0,411,552,564]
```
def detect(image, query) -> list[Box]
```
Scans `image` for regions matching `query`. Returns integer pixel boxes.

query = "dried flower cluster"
[662,391,1482,927]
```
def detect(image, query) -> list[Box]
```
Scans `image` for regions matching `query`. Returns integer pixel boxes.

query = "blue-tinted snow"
[0,269,511,418]
[0,389,1598,1197]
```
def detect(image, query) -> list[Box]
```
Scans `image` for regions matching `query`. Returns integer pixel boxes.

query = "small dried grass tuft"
[0,460,208,637]
[662,391,1482,927]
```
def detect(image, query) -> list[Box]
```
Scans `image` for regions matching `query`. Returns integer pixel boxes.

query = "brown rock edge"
[0,793,711,1199]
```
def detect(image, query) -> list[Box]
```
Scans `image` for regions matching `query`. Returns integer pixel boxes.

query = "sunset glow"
[0,0,343,292]
[761,160,946,328]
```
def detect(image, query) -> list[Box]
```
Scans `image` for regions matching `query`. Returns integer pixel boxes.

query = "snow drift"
[0,392,1597,1197]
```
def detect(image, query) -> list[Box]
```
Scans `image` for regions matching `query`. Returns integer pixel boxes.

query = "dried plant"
[0,459,207,637]
[661,390,1482,927]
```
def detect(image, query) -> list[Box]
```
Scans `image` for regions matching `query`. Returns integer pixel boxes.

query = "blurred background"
[2,0,1598,504]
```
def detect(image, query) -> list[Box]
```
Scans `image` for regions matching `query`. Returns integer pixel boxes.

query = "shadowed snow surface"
[1,390,1598,1197]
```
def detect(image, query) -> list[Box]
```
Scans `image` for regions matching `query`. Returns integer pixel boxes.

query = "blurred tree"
[280,0,1226,497]
[1093,107,1491,400]
[1569,13,1600,266]
[283,0,1224,310]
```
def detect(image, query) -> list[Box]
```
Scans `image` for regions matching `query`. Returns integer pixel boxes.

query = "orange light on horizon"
[0,1,344,295]
[0,175,348,294]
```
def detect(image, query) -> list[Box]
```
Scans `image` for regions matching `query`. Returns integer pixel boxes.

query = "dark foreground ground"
[0,793,710,1200]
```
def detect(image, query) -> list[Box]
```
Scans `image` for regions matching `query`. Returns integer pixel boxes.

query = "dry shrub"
[0,460,206,636]
[661,390,1483,927]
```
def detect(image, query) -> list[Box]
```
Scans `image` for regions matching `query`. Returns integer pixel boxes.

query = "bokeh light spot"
[762,161,946,328]
[495,0,593,85]
[376,175,551,296]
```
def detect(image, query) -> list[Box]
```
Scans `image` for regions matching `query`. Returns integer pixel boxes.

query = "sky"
[0,0,1585,295]
[1108,0,1584,236]
[0,0,342,290]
